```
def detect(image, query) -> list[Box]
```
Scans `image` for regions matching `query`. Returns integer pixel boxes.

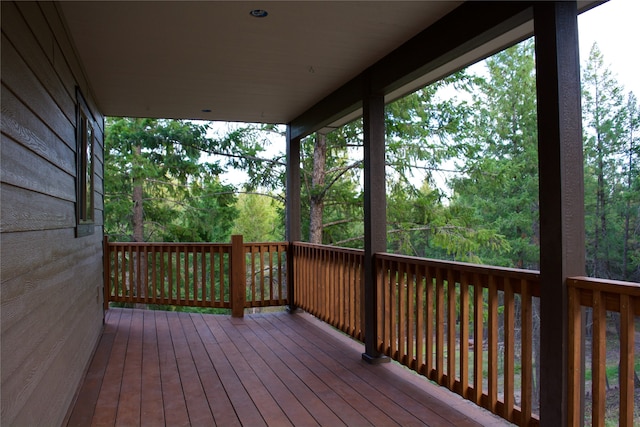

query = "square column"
[362,76,389,364]
[286,125,301,313]
[534,2,585,424]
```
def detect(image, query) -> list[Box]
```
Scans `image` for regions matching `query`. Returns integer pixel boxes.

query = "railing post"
[230,235,246,318]
[287,241,297,313]
[103,235,110,312]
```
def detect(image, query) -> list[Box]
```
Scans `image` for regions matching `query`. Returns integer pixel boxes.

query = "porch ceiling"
[59,1,600,130]
[59,1,458,124]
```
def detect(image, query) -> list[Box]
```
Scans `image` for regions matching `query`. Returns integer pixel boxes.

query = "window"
[76,88,95,237]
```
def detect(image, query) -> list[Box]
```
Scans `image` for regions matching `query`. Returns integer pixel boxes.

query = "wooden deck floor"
[67,308,512,427]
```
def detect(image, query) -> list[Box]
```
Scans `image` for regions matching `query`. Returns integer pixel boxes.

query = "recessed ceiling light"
[249,9,268,18]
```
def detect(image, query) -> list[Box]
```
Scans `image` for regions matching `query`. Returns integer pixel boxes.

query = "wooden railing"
[243,241,289,309]
[567,276,640,427]
[291,242,541,425]
[103,237,639,425]
[376,253,541,426]
[103,236,288,316]
[291,242,365,341]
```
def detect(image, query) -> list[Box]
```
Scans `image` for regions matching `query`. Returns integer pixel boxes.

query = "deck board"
[68,308,512,427]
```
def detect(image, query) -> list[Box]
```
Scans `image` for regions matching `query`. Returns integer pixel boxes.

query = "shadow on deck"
[67,308,512,426]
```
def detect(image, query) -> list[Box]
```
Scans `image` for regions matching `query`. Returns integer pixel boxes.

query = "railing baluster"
[425,265,434,380]
[135,245,141,302]
[504,278,515,421]
[219,246,225,304]
[128,246,133,304]
[406,262,415,369]
[520,279,532,426]
[151,245,157,304]
[167,246,173,305]
[122,245,127,301]
[567,284,582,427]
[260,246,265,305]
[399,261,407,364]
[619,294,635,426]
[390,260,398,359]
[459,271,470,398]
[329,249,335,325]
[447,268,456,390]
[184,245,190,305]
[416,264,425,373]
[190,245,195,305]
[488,274,499,413]
[200,245,206,306]
[347,254,358,336]
[592,290,606,427]
[158,246,164,304]
[267,246,273,303]
[144,244,149,303]
[473,273,483,405]
[249,247,256,304]
[278,245,284,304]
[435,267,445,384]
[175,245,181,303]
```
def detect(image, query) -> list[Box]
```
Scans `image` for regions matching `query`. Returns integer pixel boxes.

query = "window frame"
[75,88,96,237]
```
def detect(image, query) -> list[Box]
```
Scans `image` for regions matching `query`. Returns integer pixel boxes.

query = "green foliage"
[104,117,236,242]
[213,123,287,192]
[448,39,540,269]
[232,193,284,242]
[385,72,476,189]
[103,39,638,281]
[582,43,640,281]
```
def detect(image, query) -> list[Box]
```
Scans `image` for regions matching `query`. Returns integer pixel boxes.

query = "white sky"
[578,0,640,97]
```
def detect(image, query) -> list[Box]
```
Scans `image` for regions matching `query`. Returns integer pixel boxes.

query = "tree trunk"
[309,133,327,244]
[133,145,144,243]
[622,110,634,280]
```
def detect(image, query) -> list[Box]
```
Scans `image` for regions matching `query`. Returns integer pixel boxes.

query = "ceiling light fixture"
[249,9,268,18]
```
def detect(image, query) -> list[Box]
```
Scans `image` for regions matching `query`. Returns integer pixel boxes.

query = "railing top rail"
[106,241,289,248]
[292,241,365,256]
[106,241,231,248]
[376,251,540,281]
[568,276,640,297]
[243,241,288,247]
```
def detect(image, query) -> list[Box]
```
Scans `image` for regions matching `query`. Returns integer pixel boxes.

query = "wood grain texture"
[1,28,75,146]
[1,1,105,425]
[1,11,75,124]
[1,133,75,202]
[0,183,76,232]
[1,85,76,172]
[68,309,512,427]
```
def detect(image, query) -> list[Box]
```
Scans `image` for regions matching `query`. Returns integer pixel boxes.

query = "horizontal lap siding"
[1,2,104,426]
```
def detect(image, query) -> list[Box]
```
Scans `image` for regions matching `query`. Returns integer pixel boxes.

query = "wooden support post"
[362,73,389,364]
[231,234,246,318]
[286,125,301,313]
[533,2,584,425]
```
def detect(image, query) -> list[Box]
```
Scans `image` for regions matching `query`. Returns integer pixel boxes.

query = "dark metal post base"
[362,353,390,365]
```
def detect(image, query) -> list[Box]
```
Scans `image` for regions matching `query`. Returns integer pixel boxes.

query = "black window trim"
[75,87,96,237]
